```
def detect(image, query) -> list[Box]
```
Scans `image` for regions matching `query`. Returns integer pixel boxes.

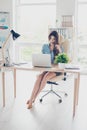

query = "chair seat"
[48,74,64,83]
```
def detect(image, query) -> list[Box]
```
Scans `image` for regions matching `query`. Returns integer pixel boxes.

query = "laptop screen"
[32,54,51,67]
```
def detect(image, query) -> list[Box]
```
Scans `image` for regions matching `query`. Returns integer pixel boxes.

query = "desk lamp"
[2,30,20,66]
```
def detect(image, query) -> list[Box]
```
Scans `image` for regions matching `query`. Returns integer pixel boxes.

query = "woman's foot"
[26,99,35,109]
[26,100,30,104]
[27,103,32,109]
[26,99,35,104]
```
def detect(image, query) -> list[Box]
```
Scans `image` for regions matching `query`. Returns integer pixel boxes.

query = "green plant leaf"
[54,53,69,64]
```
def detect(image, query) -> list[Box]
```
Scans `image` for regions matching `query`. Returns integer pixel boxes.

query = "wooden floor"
[0,70,87,130]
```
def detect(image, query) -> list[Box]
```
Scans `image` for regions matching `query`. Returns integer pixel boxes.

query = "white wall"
[57,0,75,15]
[0,0,12,10]
[56,0,75,26]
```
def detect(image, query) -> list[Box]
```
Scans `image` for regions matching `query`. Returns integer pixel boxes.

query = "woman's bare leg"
[33,72,56,101]
[28,72,56,109]
[27,72,46,108]
[27,72,56,109]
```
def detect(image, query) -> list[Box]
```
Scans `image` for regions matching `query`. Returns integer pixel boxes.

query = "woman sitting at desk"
[27,31,63,109]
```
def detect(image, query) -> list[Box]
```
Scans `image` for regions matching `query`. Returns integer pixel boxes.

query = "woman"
[27,31,63,109]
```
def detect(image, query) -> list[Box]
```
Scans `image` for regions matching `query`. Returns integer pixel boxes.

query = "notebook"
[65,63,80,70]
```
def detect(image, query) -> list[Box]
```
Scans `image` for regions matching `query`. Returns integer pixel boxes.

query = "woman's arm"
[42,44,50,54]
[42,44,54,63]
[55,44,64,53]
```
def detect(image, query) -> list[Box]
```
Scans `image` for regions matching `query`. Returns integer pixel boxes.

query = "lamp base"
[3,63,14,67]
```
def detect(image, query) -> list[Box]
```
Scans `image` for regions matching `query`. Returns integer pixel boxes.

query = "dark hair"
[49,31,60,57]
[48,31,59,44]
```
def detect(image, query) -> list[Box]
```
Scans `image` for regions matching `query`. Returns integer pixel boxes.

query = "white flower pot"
[58,63,66,69]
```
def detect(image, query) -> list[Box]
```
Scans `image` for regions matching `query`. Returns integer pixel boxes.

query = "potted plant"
[54,53,69,69]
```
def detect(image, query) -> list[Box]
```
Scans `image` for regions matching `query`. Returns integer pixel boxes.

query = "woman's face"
[49,36,56,44]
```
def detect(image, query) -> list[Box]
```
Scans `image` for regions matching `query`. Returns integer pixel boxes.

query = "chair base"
[39,88,68,103]
[39,79,68,103]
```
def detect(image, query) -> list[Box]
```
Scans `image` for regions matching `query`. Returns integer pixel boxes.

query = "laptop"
[32,54,51,68]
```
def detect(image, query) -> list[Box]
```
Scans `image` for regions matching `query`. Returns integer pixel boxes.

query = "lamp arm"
[2,47,5,65]
[2,33,11,49]
[2,33,11,65]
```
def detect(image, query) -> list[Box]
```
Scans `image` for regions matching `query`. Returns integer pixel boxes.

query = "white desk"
[1,64,80,117]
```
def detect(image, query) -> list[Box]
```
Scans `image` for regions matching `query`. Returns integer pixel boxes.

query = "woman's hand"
[49,43,54,51]
[55,44,62,53]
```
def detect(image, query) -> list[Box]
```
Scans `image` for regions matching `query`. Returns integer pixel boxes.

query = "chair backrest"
[58,34,70,54]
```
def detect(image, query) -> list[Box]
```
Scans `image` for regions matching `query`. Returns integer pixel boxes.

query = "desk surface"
[1,63,80,74]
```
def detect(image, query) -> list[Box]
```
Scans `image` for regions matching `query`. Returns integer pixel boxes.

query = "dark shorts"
[43,71,62,76]
[55,72,62,76]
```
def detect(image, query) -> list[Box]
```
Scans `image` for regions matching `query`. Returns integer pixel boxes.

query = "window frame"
[18,0,56,5]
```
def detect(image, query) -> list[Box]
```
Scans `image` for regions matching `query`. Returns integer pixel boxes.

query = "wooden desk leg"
[76,73,80,105]
[2,71,5,107]
[73,77,77,117]
[14,68,16,98]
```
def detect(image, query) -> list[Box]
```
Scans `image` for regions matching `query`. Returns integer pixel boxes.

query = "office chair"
[39,72,68,103]
[39,35,70,103]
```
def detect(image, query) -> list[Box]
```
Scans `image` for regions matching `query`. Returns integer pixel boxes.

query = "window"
[16,0,56,44]
[19,45,42,62]
[15,0,56,62]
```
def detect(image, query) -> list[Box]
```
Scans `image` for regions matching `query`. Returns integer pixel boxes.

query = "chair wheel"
[65,93,68,96]
[40,99,43,102]
[59,99,62,103]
